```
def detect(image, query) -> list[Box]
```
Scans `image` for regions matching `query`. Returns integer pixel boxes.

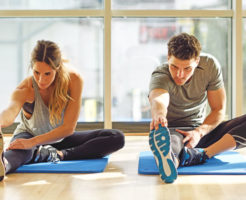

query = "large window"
[0,0,244,133]
[0,18,103,122]
[112,18,231,121]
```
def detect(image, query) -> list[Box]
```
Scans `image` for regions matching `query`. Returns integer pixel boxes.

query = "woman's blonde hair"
[31,40,71,126]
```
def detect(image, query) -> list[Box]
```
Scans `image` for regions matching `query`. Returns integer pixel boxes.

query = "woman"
[0,40,124,181]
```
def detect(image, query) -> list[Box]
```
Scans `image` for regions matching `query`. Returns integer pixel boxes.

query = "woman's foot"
[57,150,64,160]
[34,145,61,163]
[0,130,6,181]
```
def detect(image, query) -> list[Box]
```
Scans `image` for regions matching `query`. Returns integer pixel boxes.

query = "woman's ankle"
[57,150,64,160]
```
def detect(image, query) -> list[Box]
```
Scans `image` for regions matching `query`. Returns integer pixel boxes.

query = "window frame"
[0,0,244,133]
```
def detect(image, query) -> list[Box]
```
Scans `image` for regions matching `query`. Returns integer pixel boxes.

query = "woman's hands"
[7,137,37,150]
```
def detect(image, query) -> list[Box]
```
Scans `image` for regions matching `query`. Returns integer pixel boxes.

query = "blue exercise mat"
[15,156,109,173]
[138,151,246,175]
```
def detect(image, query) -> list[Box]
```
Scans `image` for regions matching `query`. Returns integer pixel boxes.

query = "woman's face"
[33,61,57,90]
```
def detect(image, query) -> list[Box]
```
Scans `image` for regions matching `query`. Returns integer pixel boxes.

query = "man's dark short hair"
[167,33,201,60]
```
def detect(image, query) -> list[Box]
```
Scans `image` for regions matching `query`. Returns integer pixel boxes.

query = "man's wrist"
[195,125,209,138]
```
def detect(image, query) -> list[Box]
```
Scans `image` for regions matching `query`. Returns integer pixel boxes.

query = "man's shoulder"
[198,53,221,70]
[149,63,174,92]
[151,63,173,81]
[199,53,219,64]
[152,63,169,74]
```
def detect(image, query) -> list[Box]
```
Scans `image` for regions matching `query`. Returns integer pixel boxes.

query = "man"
[149,33,237,183]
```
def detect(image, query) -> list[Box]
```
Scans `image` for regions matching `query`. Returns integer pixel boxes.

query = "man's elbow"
[220,102,226,115]
[214,105,226,119]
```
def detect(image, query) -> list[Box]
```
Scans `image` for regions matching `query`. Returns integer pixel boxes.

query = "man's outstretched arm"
[149,88,170,130]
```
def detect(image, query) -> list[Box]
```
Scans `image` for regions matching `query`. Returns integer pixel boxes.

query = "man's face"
[168,55,200,86]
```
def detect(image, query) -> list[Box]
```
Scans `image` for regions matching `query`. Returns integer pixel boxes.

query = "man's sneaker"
[179,147,209,166]
[0,130,5,181]
[149,124,177,183]
[34,145,60,163]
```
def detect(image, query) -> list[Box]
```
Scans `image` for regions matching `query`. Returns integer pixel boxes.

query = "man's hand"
[175,129,203,148]
[150,114,168,130]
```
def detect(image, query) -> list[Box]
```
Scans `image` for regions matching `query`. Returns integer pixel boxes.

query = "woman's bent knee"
[111,129,125,150]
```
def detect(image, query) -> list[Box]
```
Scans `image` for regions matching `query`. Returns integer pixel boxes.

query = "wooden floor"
[0,135,246,200]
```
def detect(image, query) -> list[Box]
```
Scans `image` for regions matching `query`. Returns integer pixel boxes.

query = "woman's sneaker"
[179,147,209,166]
[34,145,60,163]
[149,124,177,183]
[0,130,5,181]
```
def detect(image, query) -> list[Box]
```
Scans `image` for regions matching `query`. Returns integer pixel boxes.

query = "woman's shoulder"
[67,68,83,84]
[17,76,33,90]
[65,68,83,95]
[12,76,34,102]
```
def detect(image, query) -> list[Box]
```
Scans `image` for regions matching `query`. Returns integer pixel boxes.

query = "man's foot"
[149,125,177,183]
[0,130,5,181]
[34,145,60,163]
[179,147,209,166]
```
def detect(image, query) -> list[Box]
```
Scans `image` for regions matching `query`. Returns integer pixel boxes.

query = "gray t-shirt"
[149,53,224,127]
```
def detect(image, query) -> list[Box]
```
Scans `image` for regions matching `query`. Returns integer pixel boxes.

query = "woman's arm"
[8,71,84,150]
[0,78,31,127]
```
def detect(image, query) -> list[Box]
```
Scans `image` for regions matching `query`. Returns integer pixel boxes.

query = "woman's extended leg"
[4,132,37,174]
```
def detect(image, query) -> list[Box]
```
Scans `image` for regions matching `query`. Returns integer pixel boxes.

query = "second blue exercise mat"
[15,156,109,173]
[138,151,246,175]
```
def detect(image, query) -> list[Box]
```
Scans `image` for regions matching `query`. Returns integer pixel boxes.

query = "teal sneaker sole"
[149,125,177,183]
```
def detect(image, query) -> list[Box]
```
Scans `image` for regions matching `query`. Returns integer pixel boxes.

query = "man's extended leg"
[149,125,178,183]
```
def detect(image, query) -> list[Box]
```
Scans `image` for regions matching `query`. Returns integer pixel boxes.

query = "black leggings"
[4,129,125,174]
[170,114,246,157]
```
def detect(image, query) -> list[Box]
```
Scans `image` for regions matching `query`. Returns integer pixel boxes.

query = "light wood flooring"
[0,135,246,200]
